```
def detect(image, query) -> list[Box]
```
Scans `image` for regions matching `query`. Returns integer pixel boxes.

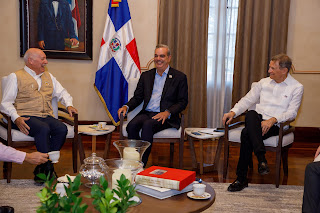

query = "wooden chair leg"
[282,148,289,176]
[72,137,78,173]
[223,139,229,180]
[78,135,85,165]
[249,153,253,169]
[275,150,281,188]
[169,143,174,168]
[103,133,112,159]
[179,137,184,169]
[5,162,12,183]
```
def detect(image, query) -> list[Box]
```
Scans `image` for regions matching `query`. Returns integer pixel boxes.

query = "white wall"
[0,0,158,122]
[287,0,320,127]
[0,0,319,127]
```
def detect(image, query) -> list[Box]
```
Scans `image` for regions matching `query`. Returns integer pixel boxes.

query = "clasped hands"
[117,106,170,124]
[222,111,277,136]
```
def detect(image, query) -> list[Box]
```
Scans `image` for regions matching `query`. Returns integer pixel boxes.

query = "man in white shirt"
[0,48,77,183]
[222,54,303,192]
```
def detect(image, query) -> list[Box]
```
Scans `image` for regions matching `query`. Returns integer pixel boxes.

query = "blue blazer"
[38,0,77,50]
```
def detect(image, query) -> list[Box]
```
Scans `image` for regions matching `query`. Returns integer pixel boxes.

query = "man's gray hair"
[155,44,171,56]
[271,53,292,72]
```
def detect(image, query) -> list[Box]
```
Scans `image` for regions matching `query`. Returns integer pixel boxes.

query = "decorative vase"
[113,140,151,161]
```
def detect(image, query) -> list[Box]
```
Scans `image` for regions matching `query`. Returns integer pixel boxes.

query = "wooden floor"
[1,128,319,186]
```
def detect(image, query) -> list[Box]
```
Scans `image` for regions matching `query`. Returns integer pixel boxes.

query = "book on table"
[135,166,196,190]
[135,182,194,200]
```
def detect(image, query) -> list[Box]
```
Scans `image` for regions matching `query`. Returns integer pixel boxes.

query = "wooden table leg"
[103,133,112,159]
[213,137,223,170]
[200,139,203,175]
[92,135,96,153]
[188,136,197,169]
[78,135,85,164]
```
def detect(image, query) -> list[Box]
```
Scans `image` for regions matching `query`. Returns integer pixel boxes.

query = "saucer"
[89,125,109,131]
[187,192,211,200]
[57,174,76,183]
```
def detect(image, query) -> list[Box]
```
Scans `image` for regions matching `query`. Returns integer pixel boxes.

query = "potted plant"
[36,173,138,213]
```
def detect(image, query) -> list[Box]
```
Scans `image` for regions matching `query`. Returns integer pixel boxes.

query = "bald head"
[24,48,48,74]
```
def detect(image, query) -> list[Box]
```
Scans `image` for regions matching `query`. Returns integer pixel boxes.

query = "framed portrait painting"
[20,0,92,60]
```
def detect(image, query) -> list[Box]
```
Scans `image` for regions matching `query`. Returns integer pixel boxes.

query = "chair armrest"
[58,107,77,127]
[0,111,12,145]
[0,112,9,129]
[279,119,295,135]
[119,113,126,139]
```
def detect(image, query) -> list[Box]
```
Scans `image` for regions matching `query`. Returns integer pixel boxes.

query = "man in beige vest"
[0,48,77,184]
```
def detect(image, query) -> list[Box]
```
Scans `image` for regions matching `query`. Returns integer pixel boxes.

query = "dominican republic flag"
[94,0,141,126]
[68,0,81,38]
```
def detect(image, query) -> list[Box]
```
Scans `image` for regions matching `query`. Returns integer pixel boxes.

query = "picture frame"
[20,0,92,60]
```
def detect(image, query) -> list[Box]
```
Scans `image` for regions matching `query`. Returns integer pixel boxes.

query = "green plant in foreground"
[36,173,88,213]
[88,175,139,213]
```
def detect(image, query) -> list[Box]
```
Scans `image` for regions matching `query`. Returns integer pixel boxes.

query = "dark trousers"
[13,116,67,153]
[302,161,320,213]
[236,110,279,181]
[126,111,171,166]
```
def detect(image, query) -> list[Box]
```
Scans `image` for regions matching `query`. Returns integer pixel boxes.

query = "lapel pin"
[169,75,172,78]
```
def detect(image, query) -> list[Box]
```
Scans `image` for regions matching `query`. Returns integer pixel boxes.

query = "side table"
[185,128,224,174]
[78,125,116,160]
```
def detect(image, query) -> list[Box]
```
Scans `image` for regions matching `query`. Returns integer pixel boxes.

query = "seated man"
[222,54,303,192]
[118,44,188,166]
[0,142,48,165]
[302,145,320,213]
[0,48,78,183]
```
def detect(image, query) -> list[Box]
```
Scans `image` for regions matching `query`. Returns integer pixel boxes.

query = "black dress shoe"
[258,162,270,175]
[0,206,14,213]
[227,179,248,192]
[33,161,57,184]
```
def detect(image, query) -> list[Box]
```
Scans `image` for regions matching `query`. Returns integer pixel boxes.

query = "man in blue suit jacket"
[38,0,78,50]
[118,44,188,166]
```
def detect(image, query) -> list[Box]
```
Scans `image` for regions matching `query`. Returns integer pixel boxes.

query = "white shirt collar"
[24,65,43,78]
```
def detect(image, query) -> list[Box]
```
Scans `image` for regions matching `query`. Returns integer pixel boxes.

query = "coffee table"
[78,125,116,160]
[185,128,224,174]
[80,182,215,213]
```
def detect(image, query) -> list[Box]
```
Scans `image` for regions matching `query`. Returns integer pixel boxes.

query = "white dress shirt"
[231,74,304,123]
[0,66,74,122]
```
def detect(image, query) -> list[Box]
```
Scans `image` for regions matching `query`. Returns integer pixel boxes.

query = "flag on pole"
[94,0,141,126]
[68,0,81,38]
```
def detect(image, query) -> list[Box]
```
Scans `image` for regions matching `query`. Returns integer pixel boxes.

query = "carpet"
[0,180,303,213]
[204,182,303,213]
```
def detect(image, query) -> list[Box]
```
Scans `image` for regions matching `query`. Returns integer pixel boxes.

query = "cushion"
[121,121,182,138]
[228,126,294,147]
[0,122,74,141]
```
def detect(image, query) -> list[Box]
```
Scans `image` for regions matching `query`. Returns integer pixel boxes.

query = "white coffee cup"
[48,151,60,163]
[193,183,206,196]
[56,182,69,197]
[98,122,107,130]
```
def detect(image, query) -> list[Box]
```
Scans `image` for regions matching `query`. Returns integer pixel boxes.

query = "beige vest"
[14,69,54,117]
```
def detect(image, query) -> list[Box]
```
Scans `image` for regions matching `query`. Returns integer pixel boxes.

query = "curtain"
[207,0,239,128]
[158,0,209,127]
[232,0,291,106]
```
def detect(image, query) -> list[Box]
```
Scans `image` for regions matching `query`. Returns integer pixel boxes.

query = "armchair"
[119,78,185,168]
[0,76,85,183]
